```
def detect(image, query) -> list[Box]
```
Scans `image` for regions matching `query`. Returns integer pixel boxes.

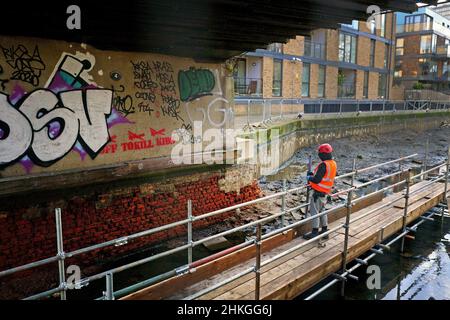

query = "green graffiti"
[178,67,215,102]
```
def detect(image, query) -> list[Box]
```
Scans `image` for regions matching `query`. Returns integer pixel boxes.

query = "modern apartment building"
[395,7,450,92]
[233,13,396,101]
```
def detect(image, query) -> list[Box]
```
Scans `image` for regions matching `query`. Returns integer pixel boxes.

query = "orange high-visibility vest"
[308,159,337,194]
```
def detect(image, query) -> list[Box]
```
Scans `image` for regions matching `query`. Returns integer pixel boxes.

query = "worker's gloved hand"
[307,171,313,176]
[307,175,314,182]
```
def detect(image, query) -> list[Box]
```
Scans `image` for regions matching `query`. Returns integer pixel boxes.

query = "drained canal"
[63,126,450,300]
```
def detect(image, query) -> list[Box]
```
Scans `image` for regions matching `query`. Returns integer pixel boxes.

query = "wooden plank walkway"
[123,180,447,300]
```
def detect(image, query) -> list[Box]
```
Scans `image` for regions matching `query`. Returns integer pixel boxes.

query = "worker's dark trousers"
[307,194,328,229]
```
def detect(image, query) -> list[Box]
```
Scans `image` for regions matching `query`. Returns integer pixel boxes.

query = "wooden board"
[123,180,447,300]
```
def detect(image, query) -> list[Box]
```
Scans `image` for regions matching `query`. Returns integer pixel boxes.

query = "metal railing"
[2,150,446,301]
[236,98,450,131]
[233,77,263,97]
[185,152,449,300]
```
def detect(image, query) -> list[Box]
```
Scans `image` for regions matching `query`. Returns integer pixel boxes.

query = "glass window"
[396,38,404,55]
[370,19,376,34]
[378,73,387,98]
[370,39,376,67]
[380,14,386,37]
[267,43,283,53]
[363,71,369,98]
[272,59,282,97]
[339,33,357,64]
[317,65,326,98]
[301,62,310,97]
[420,35,436,54]
[384,44,389,68]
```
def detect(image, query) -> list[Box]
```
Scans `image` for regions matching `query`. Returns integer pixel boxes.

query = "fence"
[236,98,450,131]
[1,149,448,300]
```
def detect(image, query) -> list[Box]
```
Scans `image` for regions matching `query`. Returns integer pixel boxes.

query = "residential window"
[370,19,376,34]
[369,39,376,67]
[267,43,283,53]
[396,38,404,56]
[405,14,432,32]
[420,34,436,54]
[339,33,357,64]
[384,44,389,68]
[233,58,247,95]
[301,62,310,97]
[363,71,369,98]
[380,14,386,37]
[378,73,387,99]
[394,59,403,78]
[317,65,326,98]
[419,58,437,76]
[272,59,282,97]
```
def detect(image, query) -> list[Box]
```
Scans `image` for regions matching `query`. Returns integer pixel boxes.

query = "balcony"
[435,44,450,58]
[338,84,356,98]
[234,77,263,97]
[303,40,326,59]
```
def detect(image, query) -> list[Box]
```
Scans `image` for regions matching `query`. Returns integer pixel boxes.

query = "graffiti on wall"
[0,51,131,172]
[1,45,46,86]
[131,59,184,122]
[111,85,135,118]
[178,67,215,102]
[0,88,112,166]
[0,65,8,91]
[100,127,175,154]
[181,68,233,129]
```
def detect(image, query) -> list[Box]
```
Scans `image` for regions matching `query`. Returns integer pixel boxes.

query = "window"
[419,58,437,76]
[317,65,326,98]
[363,71,369,98]
[380,14,386,37]
[420,34,436,54]
[405,14,432,32]
[272,59,282,97]
[396,38,404,56]
[394,59,403,78]
[267,43,283,53]
[370,19,376,34]
[384,44,389,68]
[370,39,376,67]
[301,62,310,97]
[233,58,247,95]
[378,73,387,98]
[339,33,357,64]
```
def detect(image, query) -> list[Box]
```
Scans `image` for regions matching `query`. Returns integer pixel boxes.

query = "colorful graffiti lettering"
[0,88,112,166]
[0,52,132,173]
[178,67,215,102]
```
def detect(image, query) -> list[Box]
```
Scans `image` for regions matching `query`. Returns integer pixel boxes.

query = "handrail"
[1,152,446,301]
[184,162,449,300]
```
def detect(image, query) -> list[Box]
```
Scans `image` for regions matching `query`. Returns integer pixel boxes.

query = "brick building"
[395,7,450,92]
[233,13,397,101]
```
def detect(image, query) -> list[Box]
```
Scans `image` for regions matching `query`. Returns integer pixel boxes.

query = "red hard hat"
[318,143,333,154]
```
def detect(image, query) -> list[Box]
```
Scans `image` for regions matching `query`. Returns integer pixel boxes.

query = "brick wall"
[0,165,261,299]
[262,56,273,98]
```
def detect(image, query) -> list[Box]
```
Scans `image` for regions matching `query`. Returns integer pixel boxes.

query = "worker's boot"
[303,228,319,240]
[320,226,329,240]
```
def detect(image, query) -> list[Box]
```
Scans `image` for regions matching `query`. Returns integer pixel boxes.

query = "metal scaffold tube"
[4,153,447,301]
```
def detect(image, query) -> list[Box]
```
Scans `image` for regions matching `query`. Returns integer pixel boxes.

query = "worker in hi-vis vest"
[303,143,337,240]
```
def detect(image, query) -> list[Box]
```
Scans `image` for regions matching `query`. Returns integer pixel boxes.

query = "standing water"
[298,214,450,300]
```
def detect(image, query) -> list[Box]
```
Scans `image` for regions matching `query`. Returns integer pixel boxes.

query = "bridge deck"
[123,180,447,300]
